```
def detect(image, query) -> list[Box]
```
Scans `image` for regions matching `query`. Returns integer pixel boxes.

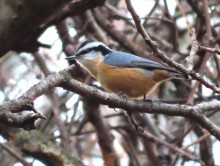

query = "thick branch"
[0,100,45,130]
[61,75,220,140]
[1,65,220,139]
[0,0,105,56]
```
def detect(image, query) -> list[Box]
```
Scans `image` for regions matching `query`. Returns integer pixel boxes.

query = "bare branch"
[199,45,220,55]
[0,142,31,166]
[125,0,220,94]
[1,65,220,139]
[0,0,106,56]
[187,27,198,70]
[0,100,45,130]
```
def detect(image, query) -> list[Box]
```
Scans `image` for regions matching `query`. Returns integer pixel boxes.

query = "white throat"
[77,52,103,78]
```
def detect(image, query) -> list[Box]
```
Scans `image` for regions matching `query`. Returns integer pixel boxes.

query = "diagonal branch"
[0,142,31,166]
[125,0,220,94]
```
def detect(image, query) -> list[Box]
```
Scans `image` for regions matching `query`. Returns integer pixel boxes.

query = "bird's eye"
[78,49,90,56]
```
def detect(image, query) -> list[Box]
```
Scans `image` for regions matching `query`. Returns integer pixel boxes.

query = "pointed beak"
[65,54,77,60]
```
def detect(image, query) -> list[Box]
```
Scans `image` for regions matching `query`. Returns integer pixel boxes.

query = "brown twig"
[83,99,120,166]
[187,0,213,105]
[187,27,198,70]
[33,52,78,156]
[85,11,108,43]
[127,112,144,133]
[113,14,173,24]
[125,0,220,94]
[199,45,220,55]
[0,142,32,166]
[175,0,191,34]
[163,0,179,51]
[71,124,197,160]
[182,132,210,150]
[213,54,220,87]
[117,130,141,166]
[138,130,197,160]
[56,20,75,56]
[105,2,174,52]
[93,8,150,56]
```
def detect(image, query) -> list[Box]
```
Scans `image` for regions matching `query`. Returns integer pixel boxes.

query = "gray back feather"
[104,51,176,72]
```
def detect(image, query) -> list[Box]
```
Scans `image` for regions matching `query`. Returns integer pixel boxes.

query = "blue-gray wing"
[103,51,175,72]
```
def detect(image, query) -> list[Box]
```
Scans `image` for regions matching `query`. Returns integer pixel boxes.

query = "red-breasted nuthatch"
[66,40,185,99]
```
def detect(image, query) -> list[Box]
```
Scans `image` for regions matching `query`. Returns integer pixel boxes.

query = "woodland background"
[0,0,220,165]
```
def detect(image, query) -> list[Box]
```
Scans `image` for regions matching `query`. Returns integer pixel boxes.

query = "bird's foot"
[117,91,128,99]
[118,91,129,107]
[143,95,153,103]
[109,92,128,111]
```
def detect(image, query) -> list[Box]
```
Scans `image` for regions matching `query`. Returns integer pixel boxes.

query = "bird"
[66,40,185,99]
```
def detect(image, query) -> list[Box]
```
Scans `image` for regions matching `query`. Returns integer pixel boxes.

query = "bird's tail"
[169,70,189,79]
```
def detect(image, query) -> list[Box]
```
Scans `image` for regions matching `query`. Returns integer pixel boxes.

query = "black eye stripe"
[77,45,112,56]
[77,48,92,56]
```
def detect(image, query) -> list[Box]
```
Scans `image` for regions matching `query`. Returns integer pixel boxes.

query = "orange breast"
[97,62,158,98]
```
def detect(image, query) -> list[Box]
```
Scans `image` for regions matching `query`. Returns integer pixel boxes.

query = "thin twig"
[0,142,31,166]
[127,112,144,133]
[125,0,220,94]
[138,130,197,160]
[175,0,191,34]
[182,132,210,150]
[187,27,198,70]
[199,45,220,55]
[187,0,213,105]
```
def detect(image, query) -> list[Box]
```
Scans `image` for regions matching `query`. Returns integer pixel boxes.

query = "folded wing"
[103,51,176,72]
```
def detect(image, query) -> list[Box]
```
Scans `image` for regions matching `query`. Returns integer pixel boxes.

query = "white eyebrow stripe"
[77,42,108,54]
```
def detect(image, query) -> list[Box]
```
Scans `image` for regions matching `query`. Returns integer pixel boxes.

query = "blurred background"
[0,0,220,165]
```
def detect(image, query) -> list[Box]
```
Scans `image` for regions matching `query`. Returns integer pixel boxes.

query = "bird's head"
[66,40,112,63]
